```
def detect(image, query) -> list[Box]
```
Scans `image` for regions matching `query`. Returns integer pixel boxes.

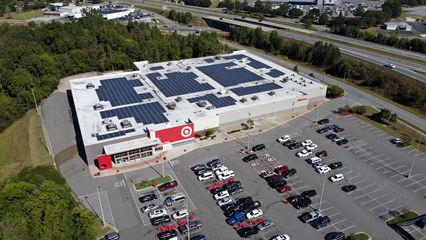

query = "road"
[123,0,426,83]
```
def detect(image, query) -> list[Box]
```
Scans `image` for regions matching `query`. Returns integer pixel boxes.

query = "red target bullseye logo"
[181,126,192,138]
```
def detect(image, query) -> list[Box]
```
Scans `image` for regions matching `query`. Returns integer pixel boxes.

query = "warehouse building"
[70,50,326,172]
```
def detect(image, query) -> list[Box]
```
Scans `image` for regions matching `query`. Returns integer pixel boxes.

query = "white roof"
[104,138,160,155]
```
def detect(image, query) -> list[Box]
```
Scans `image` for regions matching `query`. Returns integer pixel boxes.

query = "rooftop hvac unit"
[175,96,182,102]
[186,66,191,70]
[268,91,276,96]
[120,119,132,128]
[197,100,207,107]
[106,123,118,131]
[93,103,104,110]
[218,89,228,95]
[91,133,99,137]
[215,56,221,60]
[240,98,247,103]
[132,73,138,78]
[86,83,95,89]
[251,95,259,101]
[166,102,177,110]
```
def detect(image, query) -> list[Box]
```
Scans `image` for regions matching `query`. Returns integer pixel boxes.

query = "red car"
[277,185,292,193]
[264,175,283,183]
[274,166,289,174]
[334,127,345,133]
[158,181,178,191]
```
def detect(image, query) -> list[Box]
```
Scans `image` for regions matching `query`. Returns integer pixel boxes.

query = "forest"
[0,14,222,132]
[229,26,426,115]
[0,165,100,240]
[167,10,193,24]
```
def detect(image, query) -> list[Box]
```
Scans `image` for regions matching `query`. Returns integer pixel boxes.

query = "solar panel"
[230,83,283,96]
[223,54,271,69]
[100,102,169,125]
[204,58,215,63]
[187,94,237,108]
[146,72,214,97]
[197,62,264,87]
[96,129,136,141]
[150,66,164,71]
[267,69,284,78]
[96,77,153,107]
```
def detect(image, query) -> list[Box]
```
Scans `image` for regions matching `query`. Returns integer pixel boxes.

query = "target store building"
[70,51,326,172]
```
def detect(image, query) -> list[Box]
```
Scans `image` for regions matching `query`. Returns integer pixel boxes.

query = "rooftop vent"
[251,95,259,101]
[240,97,247,103]
[120,119,132,128]
[197,100,207,107]
[175,96,182,102]
[132,73,138,78]
[186,66,191,70]
[93,103,104,110]
[166,102,177,110]
[86,83,95,89]
[268,91,276,96]
[167,62,172,66]
[215,56,220,60]
[218,89,228,95]
[106,123,118,132]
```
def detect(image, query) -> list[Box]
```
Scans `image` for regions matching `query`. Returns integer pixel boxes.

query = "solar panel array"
[223,54,271,69]
[204,58,215,63]
[100,102,168,125]
[146,72,214,97]
[96,129,135,141]
[96,77,153,107]
[267,69,284,78]
[150,66,164,71]
[197,62,264,87]
[187,94,237,108]
[230,83,283,96]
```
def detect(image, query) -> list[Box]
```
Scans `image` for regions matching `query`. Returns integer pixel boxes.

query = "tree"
[288,8,303,18]
[318,13,329,25]
[355,5,365,16]
[293,65,299,72]
[372,108,395,123]
[274,4,289,17]
[326,85,344,98]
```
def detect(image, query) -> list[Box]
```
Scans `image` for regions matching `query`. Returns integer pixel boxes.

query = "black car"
[310,216,331,229]
[268,180,287,189]
[316,151,328,158]
[288,142,303,150]
[228,186,244,195]
[252,144,266,151]
[206,159,220,167]
[191,164,207,172]
[318,118,330,125]
[224,181,241,189]
[157,230,177,240]
[224,208,241,217]
[242,154,258,162]
[301,189,317,198]
[239,201,261,213]
[236,196,253,206]
[139,193,157,203]
[329,161,343,169]
[178,220,202,234]
[316,128,329,134]
[221,203,239,211]
[237,227,258,238]
[326,133,338,140]
[336,139,349,145]
[325,232,346,240]
[103,232,120,240]
[342,185,357,192]
[151,215,171,226]
[283,139,296,146]
[194,168,210,176]
[190,234,207,240]
[282,168,297,178]
[288,195,311,209]
[210,186,227,194]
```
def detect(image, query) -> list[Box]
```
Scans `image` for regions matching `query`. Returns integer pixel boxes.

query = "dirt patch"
[55,144,78,166]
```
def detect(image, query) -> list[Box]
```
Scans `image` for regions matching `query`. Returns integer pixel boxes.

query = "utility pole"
[31,88,39,114]
[407,134,423,178]
[97,186,105,226]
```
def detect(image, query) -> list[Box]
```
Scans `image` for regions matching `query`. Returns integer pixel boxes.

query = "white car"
[302,140,313,146]
[214,166,229,175]
[197,171,213,181]
[172,209,189,220]
[217,196,233,206]
[312,162,326,169]
[141,203,159,213]
[308,157,322,164]
[384,63,396,69]
[214,190,230,200]
[296,150,312,158]
[148,208,168,219]
[217,171,235,180]
[330,174,345,183]
[270,234,290,240]
[305,144,318,151]
[316,166,331,174]
[246,208,263,219]
[277,135,291,144]
[332,137,344,142]
[211,164,224,171]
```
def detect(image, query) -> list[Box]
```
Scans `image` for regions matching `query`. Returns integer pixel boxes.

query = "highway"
[122,0,426,83]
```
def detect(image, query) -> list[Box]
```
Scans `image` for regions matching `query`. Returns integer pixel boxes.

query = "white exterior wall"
[103,9,134,20]
[193,114,220,132]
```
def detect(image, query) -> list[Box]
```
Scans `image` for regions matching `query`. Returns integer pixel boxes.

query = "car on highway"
[237,226,258,238]
[308,157,322,164]
[336,138,349,145]
[151,215,171,226]
[325,232,346,240]
[141,203,159,213]
[329,174,345,183]
[214,190,230,200]
[316,165,331,174]
[148,208,168,219]
[316,150,328,158]
[302,140,313,146]
[217,196,233,206]
[157,230,177,240]
[282,168,297,178]
[299,210,322,223]
[329,162,343,169]
[288,142,303,150]
[246,209,263,219]
[317,118,330,125]
[297,150,312,158]
[197,171,213,181]
[342,185,357,192]
[326,133,338,140]
[277,135,291,143]
[256,219,274,231]
[158,180,178,192]
[274,165,289,174]
[277,185,292,193]
[384,63,396,69]
[252,144,266,151]
[270,234,290,240]
[301,190,317,198]
[139,193,157,203]
[172,209,189,220]
[310,216,331,229]
[242,154,258,162]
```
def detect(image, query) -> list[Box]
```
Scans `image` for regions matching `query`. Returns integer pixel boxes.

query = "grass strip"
[387,211,419,225]
[135,175,172,190]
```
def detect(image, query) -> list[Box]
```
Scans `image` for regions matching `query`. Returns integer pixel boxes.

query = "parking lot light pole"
[319,172,327,211]
[97,186,105,226]
[407,134,423,178]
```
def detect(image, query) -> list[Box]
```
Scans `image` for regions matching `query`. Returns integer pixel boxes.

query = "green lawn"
[135,175,172,190]
[387,211,419,225]
[1,9,44,20]
[347,232,371,240]
[0,110,52,179]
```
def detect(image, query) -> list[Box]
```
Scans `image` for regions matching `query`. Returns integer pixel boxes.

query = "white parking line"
[339,224,356,232]
[357,183,375,191]
[360,195,387,205]
[123,172,145,224]
[328,211,342,218]
[369,199,395,211]
[332,218,349,225]
[413,186,426,192]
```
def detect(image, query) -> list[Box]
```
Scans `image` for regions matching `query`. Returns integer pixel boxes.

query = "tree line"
[167,10,193,24]
[0,165,100,240]
[228,26,426,115]
[0,14,222,132]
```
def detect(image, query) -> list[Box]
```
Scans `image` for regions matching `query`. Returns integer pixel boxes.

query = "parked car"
[178,220,202,235]
[310,216,331,229]
[265,174,283,182]
[329,162,343,169]
[210,186,227,195]
[214,190,230,200]
[237,226,258,238]
[299,210,322,223]
[141,203,159,213]
[157,230,177,240]
[191,164,207,172]
[308,157,322,164]
[139,193,157,203]
[305,144,318,151]
[268,180,287,189]
[236,196,253,206]
[301,190,317,198]
[317,127,329,134]
[277,135,291,143]
[316,150,328,158]
[269,234,290,240]
[220,203,238,211]
[256,219,274,231]
[239,201,261,213]
[288,142,303,150]
[150,215,171,226]
[334,127,345,133]
[274,165,289,174]
[190,234,207,240]
[158,181,178,192]
[287,195,311,209]
[252,144,265,151]
[325,133,338,140]
[148,208,168,219]
[329,174,345,183]
[296,150,312,158]
[246,209,263,219]
[226,211,245,225]
[312,162,327,169]
[228,186,244,195]
[103,232,120,240]
[282,168,297,178]
[224,181,241,189]
[325,232,346,240]
[214,166,229,175]
[317,118,330,125]
[217,196,233,206]
[210,163,224,171]
[391,138,404,145]
[277,185,292,193]
[217,171,235,181]
[316,165,331,174]
[342,185,357,192]
[172,209,189,220]
[302,140,313,146]
[242,154,258,162]
[206,159,220,167]
[197,171,214,181]
[332,137,344,143]
[283,139,296,147]
[194,168,210,176]
[336,139,349,145]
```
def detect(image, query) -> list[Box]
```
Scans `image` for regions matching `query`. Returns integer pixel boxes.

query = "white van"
[164,192,187,206]
[198,171,213,181]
